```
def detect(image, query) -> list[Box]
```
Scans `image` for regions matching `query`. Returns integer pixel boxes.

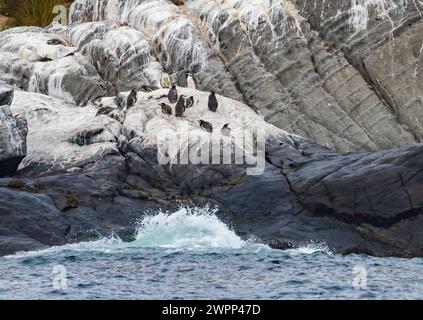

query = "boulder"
[0,83,28,177]
[0,27,105,106]
[0,87,420,257]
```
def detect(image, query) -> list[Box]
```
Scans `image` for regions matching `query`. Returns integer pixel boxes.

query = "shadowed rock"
[0,83,28,178]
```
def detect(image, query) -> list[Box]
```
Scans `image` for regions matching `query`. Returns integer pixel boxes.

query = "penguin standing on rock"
[184,96,194,109]
[140,85,159,92]
[199,120,213,133]
[171,0,185,6]
[96,106,115,117]
[168,85,178,103]
[127,89,138,108]
[175,96,186,118]
[208,90,218,112]
[160,103,173,115]
[186,72,196,89]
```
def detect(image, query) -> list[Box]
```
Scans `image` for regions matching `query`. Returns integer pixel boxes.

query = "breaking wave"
[7,206,332,258]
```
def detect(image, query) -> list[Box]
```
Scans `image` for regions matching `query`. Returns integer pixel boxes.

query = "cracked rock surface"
[0,0,422,257]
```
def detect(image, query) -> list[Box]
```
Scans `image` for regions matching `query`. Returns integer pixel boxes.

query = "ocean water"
[0,207,422,300]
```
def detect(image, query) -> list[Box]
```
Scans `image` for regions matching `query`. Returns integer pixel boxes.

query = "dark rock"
[0,82,14,106]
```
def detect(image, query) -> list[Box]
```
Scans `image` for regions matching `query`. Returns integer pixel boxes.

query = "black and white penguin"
[208,90,218,112]
[95,106,115,117]
[140,85,159,92]
[175,96,186,118]
[160,103,173,115]
[168,84,178,104]
[186,72,196,89]
[47,39,65,46]
[221,123,231,137]
[39,56,53,62]
[184,96,194,109]
[199,120,213,133]
[127,89,138,108]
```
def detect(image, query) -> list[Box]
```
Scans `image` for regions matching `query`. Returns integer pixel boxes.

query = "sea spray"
[134,206,246,249]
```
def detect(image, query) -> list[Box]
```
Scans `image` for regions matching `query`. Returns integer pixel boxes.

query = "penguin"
[127,89,137,108]
[184,96,194,109]
[39,56,53,62]
[140,85,159,92]
[160,103,173,115]
[186,72,196,89]
[199,120,213,133]
[175,96,186,118]
[208,90,218,112]
[161,72,172,89]
[95,106,115,117]
[47,39,65,46]
[171,0,185,5]
[168,84,178,103]
[221,123,231,137]
[0,89,14,106]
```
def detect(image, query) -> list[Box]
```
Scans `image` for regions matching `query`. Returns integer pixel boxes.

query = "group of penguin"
[160,84,194,118]
[123,84,231,136]
[164,85,229,134]
[96,73,231,137]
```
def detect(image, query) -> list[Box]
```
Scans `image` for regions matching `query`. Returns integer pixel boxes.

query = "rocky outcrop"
[0,83,28,177]
[0,0,420,151]
[0,87,421,257]
[62,0,422,152]
[0,0,422,257]
[0,26,105,106]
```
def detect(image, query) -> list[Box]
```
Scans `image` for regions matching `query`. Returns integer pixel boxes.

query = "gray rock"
[0,84,28,177]
[65,0,422,152]
[0,1,422,259]
[0,87,421,258]
[0,82,14,106]
[0,27,105,106]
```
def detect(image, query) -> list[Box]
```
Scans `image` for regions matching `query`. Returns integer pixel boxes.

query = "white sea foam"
[133,206,246,249]
[286,242,332,255]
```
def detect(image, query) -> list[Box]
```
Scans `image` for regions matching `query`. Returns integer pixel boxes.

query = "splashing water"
[7,206,334,259]
[134,207,246,249]
[7,207,423,300]
[286,242,332,255]
[3,206,423,300]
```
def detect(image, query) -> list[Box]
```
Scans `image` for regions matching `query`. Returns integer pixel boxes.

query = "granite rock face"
[0,83,28,178]
[0,0,420,151]
[0,0,422,257]
[63,0,422,152]
[0,88,421,258]
[0,27,105,106]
